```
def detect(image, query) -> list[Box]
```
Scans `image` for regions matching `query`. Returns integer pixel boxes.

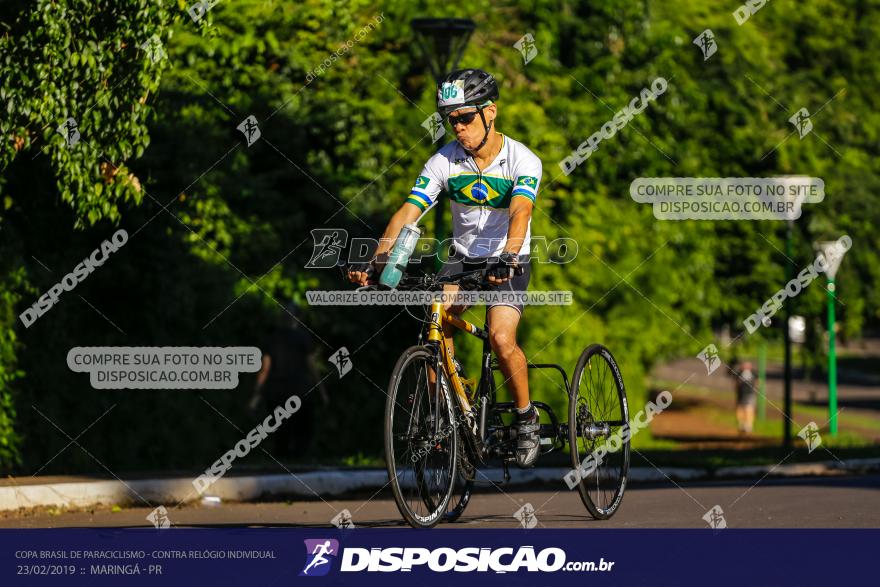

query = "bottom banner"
[2,528,875,586]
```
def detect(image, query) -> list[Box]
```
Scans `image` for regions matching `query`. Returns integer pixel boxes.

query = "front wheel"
[568,344,630,519]
[444,441,475,522]
[385,346,458,528]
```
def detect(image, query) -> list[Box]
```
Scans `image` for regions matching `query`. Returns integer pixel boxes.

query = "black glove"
[490,252,518,280]
[348,252,388,282]
[348,261,375,280]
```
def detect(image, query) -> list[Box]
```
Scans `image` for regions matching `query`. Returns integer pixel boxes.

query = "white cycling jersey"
[406,134,543,258]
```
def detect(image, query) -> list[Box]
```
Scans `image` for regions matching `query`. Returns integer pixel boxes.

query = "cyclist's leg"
[485,256,531,408]
[489,305,539,467]
[486,260,539,467]
[486,305,528,408]
[441,283,469,352]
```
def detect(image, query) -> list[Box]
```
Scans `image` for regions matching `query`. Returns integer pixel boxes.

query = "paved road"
[3,475,878,529]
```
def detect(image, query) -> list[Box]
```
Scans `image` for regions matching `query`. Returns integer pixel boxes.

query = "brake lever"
[458,274,484,291]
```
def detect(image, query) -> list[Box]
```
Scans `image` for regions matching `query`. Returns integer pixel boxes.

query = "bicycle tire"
[385,345,458,528]
[568,344,630,519]
[444,440,475,522]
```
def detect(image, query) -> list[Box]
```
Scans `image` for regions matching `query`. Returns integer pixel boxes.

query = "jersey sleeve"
[510,151,542,204]
[406,153,446,212]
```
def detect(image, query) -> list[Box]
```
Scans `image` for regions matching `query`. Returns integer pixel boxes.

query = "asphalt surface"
[3,475,878,529]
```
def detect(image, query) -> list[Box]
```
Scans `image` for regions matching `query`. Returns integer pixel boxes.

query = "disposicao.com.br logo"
[301,541,613,574]
[300,539,339,577]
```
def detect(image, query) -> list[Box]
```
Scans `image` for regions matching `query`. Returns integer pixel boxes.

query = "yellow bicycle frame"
[426,300,484,413]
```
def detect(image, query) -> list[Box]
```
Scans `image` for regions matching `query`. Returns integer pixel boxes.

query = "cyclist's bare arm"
[487,197,532,285]
[504,197,532,255]
[347,202,422,285]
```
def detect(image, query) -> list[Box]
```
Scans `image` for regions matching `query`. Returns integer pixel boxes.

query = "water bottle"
[379,223,421,288]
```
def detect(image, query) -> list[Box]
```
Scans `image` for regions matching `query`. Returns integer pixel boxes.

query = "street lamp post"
[757,339,767,421]
[411,18,476,83]
[783,220,794,449]
[411,18,476,269]
[816,240,848,437]
[773,176,815,449]
[827,278,838,435]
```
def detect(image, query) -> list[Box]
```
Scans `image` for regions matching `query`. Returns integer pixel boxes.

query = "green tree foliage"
[1,0,180,223]
[0,0,877,472]
[0,0,181,468]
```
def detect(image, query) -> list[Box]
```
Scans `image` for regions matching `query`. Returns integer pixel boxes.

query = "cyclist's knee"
[490,330,518,358]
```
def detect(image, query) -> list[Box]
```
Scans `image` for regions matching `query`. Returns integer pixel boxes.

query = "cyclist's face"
[449,105,496,150]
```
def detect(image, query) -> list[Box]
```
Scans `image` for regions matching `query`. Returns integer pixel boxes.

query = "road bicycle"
[365,266,630,528]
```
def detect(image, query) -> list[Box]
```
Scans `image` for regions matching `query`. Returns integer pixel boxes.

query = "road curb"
[2,459,878,512]
[714,457,880,479]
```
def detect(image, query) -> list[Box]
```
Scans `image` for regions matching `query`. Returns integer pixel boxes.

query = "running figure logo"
[421,112,446,143]
[697,344,721,375]
[797,421,822,453]
[237,114,261,147]
[513,503,538,529]
[140,34,166,63]
[331,509,355,529]
[789,108,813,139]
[329,347,352,378]
[702,505,727,529]
[693,29,717,60]
[513,33,538,65]
[300,539,340,577]
[57,117,80,148]
[306,228,348,268]
[146,505,171,529]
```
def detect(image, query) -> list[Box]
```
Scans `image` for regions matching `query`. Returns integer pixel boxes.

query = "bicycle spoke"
[386,348,457,527]
[570,346,629,519]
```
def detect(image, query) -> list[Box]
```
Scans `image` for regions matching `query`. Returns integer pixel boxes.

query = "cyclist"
[348,68,543,468]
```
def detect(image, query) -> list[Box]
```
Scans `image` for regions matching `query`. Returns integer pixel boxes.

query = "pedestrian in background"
[733,360,757,434]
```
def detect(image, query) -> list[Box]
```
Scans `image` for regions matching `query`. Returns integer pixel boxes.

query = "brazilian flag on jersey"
[446,174,515,208]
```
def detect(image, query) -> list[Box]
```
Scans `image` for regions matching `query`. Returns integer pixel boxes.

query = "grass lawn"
[327,375,878,471]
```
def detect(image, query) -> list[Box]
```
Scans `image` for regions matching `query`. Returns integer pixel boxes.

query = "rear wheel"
[385,346,458,528]
[568,344,629,519]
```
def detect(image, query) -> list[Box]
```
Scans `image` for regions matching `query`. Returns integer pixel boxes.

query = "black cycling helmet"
[437,68,499,152]
[436,68,499,117]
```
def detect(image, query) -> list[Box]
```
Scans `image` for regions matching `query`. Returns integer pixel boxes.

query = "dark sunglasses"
[447,111,480,127]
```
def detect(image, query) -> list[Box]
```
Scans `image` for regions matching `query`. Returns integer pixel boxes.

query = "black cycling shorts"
[437,253,532,315]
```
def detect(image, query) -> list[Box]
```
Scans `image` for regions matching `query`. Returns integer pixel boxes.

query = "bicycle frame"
[425,300,488,412]
[382,269,631,524]
[424,299,572,467]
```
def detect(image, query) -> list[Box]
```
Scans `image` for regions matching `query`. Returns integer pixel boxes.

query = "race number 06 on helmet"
[437,68,500,152]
